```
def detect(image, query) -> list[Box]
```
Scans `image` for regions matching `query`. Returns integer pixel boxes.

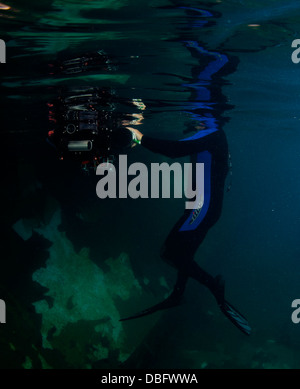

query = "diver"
[120,40,251,336]
[121,125,251,336]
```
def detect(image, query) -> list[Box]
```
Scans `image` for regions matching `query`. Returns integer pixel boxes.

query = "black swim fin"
[212,275,251,336]
[219,300,251,336]
[120,293,183,322]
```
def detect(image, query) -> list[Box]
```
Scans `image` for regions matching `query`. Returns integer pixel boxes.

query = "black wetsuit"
[141,127,228,303]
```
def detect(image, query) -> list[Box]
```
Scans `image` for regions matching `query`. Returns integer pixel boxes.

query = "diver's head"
[110,127,135,150]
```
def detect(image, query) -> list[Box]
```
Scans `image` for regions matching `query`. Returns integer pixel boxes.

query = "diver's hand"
[126,127,144,141]
[126,127,144,147]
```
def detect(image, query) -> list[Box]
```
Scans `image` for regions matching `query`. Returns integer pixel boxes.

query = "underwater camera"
[47,86,135,173]
[48,50,116,75]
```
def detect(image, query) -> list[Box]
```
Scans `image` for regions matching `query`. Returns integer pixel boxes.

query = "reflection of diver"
[121,42,251,336]
[47,87,145,173]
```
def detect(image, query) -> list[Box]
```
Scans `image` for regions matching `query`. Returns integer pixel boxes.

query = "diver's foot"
[219,300,251,336]
[120,287,184,322]
[212,276,251,335]
[164,287,185,308]
[213,274,225,305]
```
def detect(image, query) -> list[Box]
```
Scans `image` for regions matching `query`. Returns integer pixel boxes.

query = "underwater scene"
[1,0,300,370]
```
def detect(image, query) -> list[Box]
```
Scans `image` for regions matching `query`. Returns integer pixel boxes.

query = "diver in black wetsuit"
[122,125,251,336]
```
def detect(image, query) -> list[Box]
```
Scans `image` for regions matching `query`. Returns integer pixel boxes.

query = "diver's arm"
[127,126,217,158]
[141,136,189,158]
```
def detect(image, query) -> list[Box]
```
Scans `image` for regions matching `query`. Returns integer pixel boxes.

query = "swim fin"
[219,300,251,336]
[212,275,251,335]
[120,274,251,336]
[120,292,183,322]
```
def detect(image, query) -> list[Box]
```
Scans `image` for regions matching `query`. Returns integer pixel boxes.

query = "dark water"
[1,0,300,369]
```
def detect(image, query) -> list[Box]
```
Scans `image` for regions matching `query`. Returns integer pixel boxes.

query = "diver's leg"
[162,250,224,308]
[166,270,188,302]
[184,261,225,304]
[119,271,187,322]
[161,208,222,299]
[168,257,250,335]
